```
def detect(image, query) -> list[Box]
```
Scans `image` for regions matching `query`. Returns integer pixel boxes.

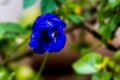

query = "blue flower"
[29,13,66,54]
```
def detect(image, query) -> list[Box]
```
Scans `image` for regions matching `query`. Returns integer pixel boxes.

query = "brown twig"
[10,50,33,61]
[83,21,118,51]
[65,21,119,51]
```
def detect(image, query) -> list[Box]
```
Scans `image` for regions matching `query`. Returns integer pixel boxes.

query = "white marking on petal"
[53,18,60,21]
[52,32,55,37]
[46,20,53,26]
[32,34,34,38]
[51,31,58,42]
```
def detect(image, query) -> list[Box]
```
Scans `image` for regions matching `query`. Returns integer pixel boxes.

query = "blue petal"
[29,32,41,48]
[42,27,66,52]
[34,13,60,24]
[42,29,54,52]
[32,21,49,32]
[53,30,66,52]
[33,45,46,54]
[51,18,66,29]
[45,13,60,21]
[42,41,54,53]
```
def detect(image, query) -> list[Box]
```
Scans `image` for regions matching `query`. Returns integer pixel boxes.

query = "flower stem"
[35,53,49,80]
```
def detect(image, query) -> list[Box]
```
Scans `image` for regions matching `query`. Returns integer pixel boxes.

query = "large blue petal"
[32,13,65,31]
[34,13,60,24]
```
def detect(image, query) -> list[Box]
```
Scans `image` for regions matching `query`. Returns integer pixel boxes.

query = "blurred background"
[0,0,120,80]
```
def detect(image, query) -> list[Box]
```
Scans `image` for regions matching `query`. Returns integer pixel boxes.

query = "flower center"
[41,29,51,42]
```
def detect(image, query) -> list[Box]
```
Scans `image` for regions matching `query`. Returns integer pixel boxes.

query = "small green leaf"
[80,47,91,55]
[113,50,120,60]
[67,14,84,23]
[114,64,120,72]
[98,14,120,41]
[23,0,37,9]
[40,0,56,14]
[72,53,102,74]
[97,9,115,22]
[108,60,115,69]
[0,23,25,38]
[92,71,112,80]
[97,1,117,22]
[114,75,120,80]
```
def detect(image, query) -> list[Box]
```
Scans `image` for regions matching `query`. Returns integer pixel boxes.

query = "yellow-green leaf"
[72,53,102,74]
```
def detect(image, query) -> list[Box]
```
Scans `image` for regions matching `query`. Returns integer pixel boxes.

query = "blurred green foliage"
[23,0,37,9]
[0,67,9,80]
[0,0,120,80]
[15,66,35,80]
[92,71,112,80]
[40,0,57,14]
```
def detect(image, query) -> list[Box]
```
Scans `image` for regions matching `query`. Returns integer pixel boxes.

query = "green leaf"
[7,72,15,80]
[114,75,120,80]
[92,71,112,80]
[40,0,56,14]
[0,26,5,38]
[67,14,84,23]
[0,66,9,80]
[23,0,37,9]
[113,50,120,60]
[98,14,120,41]
[108,60,115,69]
[0,23,25,38]
[72,53,102,74]
[108,0,120,8]
[80,47,91,55]
[97,0,116,22]
[114,64,120,72]
[97,9,115,22]
[57,0,65,3]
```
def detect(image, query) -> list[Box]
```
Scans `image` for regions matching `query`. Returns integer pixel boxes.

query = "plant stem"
[35,53,49,80]
[7,72,15,80]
